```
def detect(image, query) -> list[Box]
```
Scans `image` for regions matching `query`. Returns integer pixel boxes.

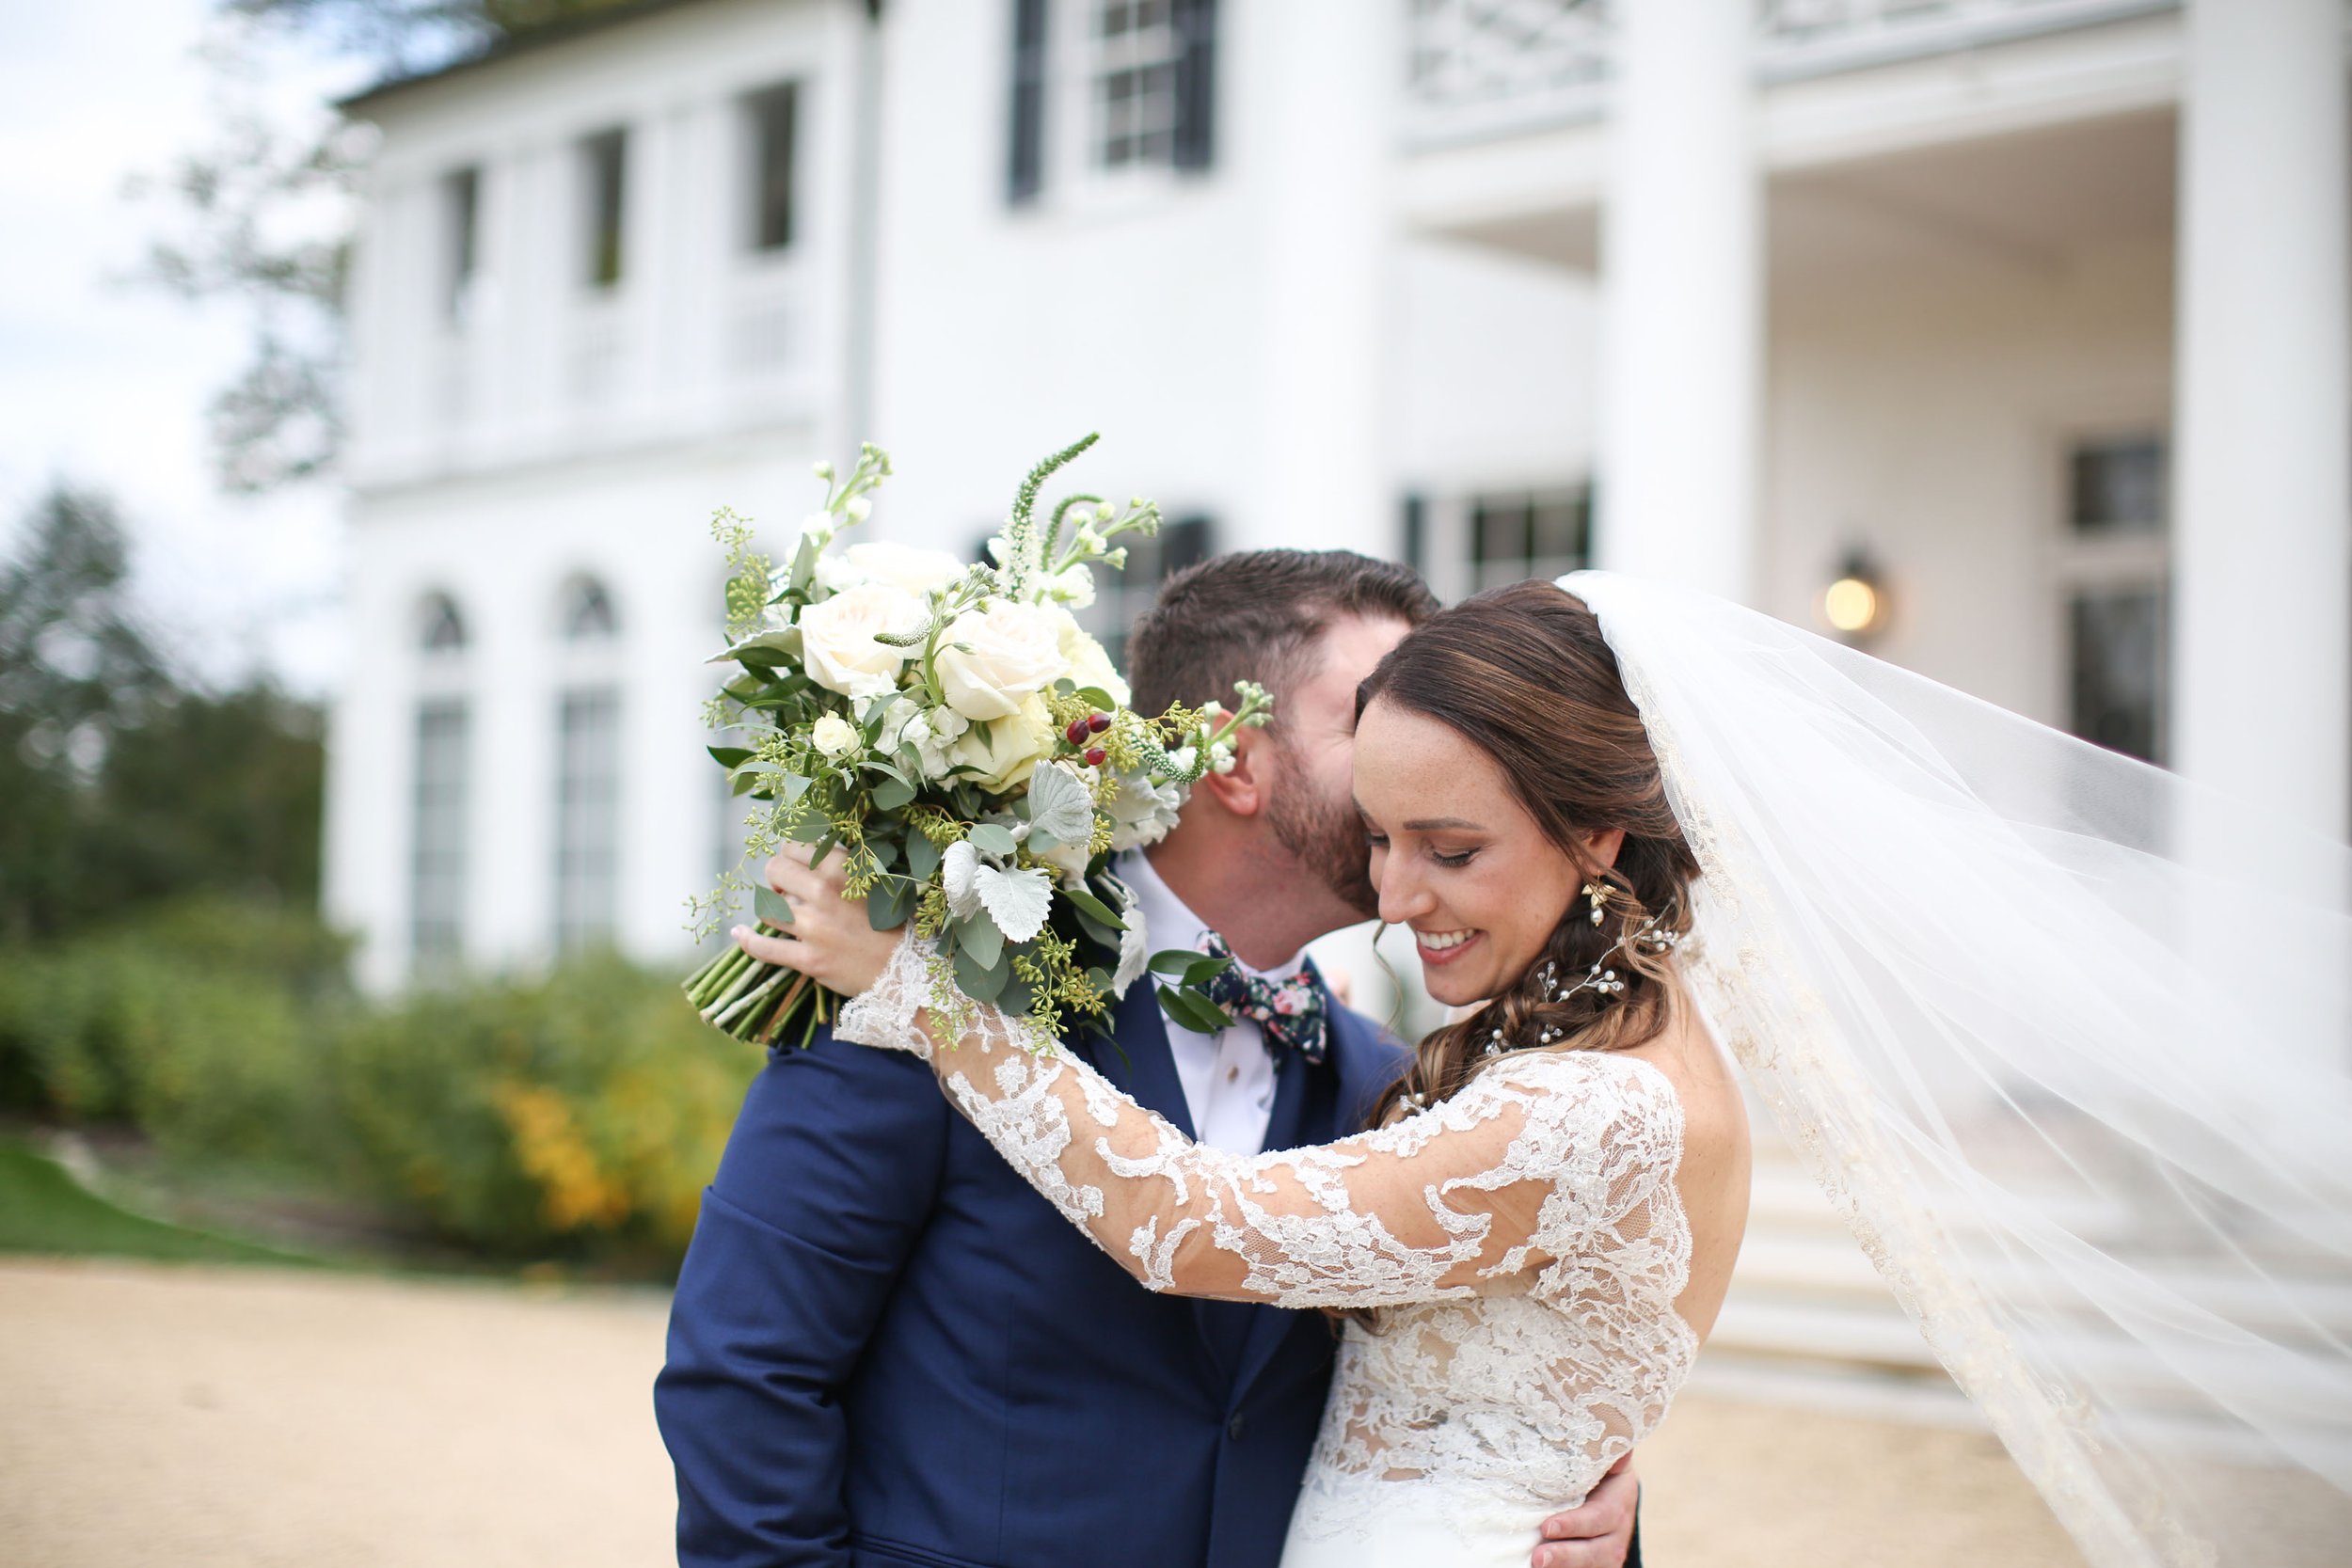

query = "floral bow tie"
[1194,932,1328,1066]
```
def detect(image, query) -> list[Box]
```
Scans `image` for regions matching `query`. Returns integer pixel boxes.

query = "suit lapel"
[1074,975,1196,1140]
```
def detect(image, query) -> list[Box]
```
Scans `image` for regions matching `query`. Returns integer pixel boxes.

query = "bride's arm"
[739,848,1681,1310]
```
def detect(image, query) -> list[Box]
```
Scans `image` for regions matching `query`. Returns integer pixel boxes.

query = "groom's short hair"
[1128,549,1438,726]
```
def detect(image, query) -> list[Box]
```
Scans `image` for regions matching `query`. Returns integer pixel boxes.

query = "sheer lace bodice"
[837,934,1697,1531]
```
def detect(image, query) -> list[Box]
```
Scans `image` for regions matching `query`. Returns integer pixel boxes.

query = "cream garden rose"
[946,691,1057,791]
[934,600,1069,721]
[799,584,922,699]
[1047,607,1131,708]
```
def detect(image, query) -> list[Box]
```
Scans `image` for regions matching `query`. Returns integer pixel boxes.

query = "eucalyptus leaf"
[905,832,941,881]
[707,745,754,768]
[955,944,1010,1004]
[869,878,915,930]
[967,823,1019,859]
[955,914,1004,970]
[872,777,916,811]
[1149,947,1209,978]
[754,886,795,927]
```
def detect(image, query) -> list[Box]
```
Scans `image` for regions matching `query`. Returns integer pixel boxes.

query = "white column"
[1593,0,1761,602]
[2171,0,2351,840]
[1252,0,1394,552]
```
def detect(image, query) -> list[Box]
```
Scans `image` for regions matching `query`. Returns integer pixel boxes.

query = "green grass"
[0,1135,315,1267]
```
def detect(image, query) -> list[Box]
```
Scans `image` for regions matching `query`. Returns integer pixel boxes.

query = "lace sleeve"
[835,931,1685,1308]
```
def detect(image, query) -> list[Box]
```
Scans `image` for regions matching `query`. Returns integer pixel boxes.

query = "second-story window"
[1093,1,1182,168]
[744,83,798,251]
[580,127,628,288]
[439,166,480,325]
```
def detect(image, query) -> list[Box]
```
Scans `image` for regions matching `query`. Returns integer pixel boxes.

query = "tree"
[134,1,652,493]
[0,485,326,942]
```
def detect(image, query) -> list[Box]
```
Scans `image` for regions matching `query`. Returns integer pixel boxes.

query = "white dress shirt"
[1115,850,1302,1157]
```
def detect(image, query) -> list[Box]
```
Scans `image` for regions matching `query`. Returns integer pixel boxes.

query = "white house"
[326,0,2350,998]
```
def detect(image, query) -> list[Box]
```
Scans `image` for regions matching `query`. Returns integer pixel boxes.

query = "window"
[1468,486,1590,593]
[555,688,622,953]
[421,592,468,653]
[561,576,620,641]
[439,166,481,325]
[1008,0,1050,203]
[411,698,469,975]
[1089,0,1216,174]
[2059,436,2169,764]
[580,128,628,288]
[1074,513,1215,670]
[744,84,798,251]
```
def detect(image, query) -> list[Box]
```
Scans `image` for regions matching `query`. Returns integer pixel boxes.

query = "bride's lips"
[1414,929,1482,968]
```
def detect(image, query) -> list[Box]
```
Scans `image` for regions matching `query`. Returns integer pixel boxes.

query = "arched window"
[420,591,469,654]
[559,576,620,641]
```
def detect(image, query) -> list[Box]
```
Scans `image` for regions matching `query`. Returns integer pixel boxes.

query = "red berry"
[1084,747,1108,768]
[1087,713,1111,734]
[1065,720,1089,746]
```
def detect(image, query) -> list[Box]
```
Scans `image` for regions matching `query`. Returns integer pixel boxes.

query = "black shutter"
[1008,0,1049,204]
[1170,0,1217,171]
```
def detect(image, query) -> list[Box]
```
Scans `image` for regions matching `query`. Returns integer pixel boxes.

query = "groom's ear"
[1193,726,1273,820]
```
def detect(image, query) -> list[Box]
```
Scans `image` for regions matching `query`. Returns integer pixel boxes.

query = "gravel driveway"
[0,1257,2085,1566]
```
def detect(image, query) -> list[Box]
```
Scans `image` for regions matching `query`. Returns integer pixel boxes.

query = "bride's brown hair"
[1355,579,1700,1129]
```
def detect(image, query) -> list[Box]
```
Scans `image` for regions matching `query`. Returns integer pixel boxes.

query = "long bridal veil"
[1564,570,2352,1568]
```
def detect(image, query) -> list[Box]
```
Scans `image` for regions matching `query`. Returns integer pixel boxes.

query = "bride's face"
[1353,697,1587,1007]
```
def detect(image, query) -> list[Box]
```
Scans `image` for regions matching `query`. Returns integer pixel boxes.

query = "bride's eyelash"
[1431,847,1477,868]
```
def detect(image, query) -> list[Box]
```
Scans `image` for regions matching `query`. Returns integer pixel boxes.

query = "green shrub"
[332,956,760,1267]
[0,898,348,1162]
[0,902,761,1273]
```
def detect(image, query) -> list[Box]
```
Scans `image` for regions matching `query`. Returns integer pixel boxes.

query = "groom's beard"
[1266,748,1380,921]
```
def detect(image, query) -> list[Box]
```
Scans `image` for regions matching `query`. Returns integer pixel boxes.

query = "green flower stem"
[713,964,791,1028]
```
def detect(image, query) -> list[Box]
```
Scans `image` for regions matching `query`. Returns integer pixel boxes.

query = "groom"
[655,549,1642,1568]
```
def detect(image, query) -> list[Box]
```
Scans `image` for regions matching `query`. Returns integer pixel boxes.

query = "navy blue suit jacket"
[655,970,1410,1568]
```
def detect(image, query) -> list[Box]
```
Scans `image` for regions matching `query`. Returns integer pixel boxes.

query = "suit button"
[1227,1413,1247,1441]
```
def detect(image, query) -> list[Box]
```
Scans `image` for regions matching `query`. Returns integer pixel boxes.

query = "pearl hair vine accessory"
[1479,905,1684,1057]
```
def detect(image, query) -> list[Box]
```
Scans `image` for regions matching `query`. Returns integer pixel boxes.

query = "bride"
[754,573,2352,1568]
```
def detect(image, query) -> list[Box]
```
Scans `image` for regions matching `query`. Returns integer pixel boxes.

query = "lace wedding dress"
[838,937,1696,1568]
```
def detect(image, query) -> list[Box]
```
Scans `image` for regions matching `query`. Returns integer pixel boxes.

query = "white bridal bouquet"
[684,436,1269,1046]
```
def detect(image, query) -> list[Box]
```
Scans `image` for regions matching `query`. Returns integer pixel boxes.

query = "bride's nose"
[1376,859,1435,927]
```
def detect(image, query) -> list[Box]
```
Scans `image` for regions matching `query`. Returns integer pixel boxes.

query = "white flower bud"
[813,460,834,480]
[845,496,872,522]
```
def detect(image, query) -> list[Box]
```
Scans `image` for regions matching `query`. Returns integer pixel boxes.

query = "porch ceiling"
[1431,107,2176,290]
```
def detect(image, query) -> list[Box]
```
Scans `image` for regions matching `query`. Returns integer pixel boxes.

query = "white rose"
[798,584,921,700]
[1047,607,1130,707]
[816,540,966,599]
[810,713,859,757]
[946,692,1057,792]
[934,601,1069,721]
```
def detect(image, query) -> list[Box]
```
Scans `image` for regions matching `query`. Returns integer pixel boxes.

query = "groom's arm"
[1534,1454,1642,1568]
[655,1026,948,1567]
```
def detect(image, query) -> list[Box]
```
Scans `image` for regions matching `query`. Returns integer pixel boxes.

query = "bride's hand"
[731,844,905,998]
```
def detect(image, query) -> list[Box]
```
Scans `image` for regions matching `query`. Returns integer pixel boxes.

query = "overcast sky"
[0,0,367,697]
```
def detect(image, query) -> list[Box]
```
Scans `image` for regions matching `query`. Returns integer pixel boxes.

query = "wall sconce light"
[1821,550,1886,638]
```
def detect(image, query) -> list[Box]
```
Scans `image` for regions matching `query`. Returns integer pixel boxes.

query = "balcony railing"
[1403,0,2180,149]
